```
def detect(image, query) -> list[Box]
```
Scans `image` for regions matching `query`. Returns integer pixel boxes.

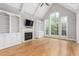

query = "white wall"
[20,12,44,39]
[0,33,22,49]
[44,4,76,40]
[0,10,22,50]
[34,19,44,38]
[0,4,44,50]
[0,3,45,39]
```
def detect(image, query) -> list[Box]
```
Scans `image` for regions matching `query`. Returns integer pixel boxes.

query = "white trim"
[0,41,22,50]
[9,15,11,33]
[49,15,51,36]
[0,10,20,17]
[66,16,68,38]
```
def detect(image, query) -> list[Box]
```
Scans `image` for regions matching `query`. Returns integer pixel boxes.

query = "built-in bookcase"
[0,10,22,50]
[0,12,9,33]
[0,10,20,33]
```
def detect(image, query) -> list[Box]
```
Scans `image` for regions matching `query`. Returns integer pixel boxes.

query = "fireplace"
[25,32,32,40]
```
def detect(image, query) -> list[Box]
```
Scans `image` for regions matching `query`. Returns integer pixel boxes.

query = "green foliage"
[45,14,67,36]
[51,15,58,35]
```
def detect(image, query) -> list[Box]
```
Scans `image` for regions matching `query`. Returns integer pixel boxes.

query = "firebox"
[25,32,32,40]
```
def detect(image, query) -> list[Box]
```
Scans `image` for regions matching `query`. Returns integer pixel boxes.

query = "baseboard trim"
[0,41,22,50]
[44,36,76,42]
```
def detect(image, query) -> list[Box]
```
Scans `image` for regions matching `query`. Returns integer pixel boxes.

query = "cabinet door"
[6,33,21,44]
[0,34,7,49]
[0,33,22,50]
[0,34,22,49]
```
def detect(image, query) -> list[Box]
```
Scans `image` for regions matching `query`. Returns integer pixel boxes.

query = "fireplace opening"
[25,32,32,40]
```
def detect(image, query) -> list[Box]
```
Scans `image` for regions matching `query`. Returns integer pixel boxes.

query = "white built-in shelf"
[0,10,20,33]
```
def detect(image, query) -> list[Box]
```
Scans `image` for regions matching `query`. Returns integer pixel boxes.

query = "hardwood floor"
[0,38,79,56]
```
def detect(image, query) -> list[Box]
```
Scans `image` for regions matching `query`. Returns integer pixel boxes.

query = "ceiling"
[6,3,79,19]
[59,3,79,13]
[6,3,52,19]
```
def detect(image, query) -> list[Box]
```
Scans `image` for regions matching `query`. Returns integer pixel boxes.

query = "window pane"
[45,19,49,35]
[51,12,59,35]
[61,16,67,36]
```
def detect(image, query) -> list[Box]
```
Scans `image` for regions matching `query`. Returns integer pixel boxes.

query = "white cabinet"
[7,34,22,44]
[35,31,44,38]
[0,34,5,49]
[0,10,22,49]
[0,34,22,49]
[5,34,22,47]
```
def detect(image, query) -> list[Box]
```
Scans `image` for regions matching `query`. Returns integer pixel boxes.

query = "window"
[50,12,59,35]
[61,16,68,36]
[44,19,50,36]
[44,12,68,37]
